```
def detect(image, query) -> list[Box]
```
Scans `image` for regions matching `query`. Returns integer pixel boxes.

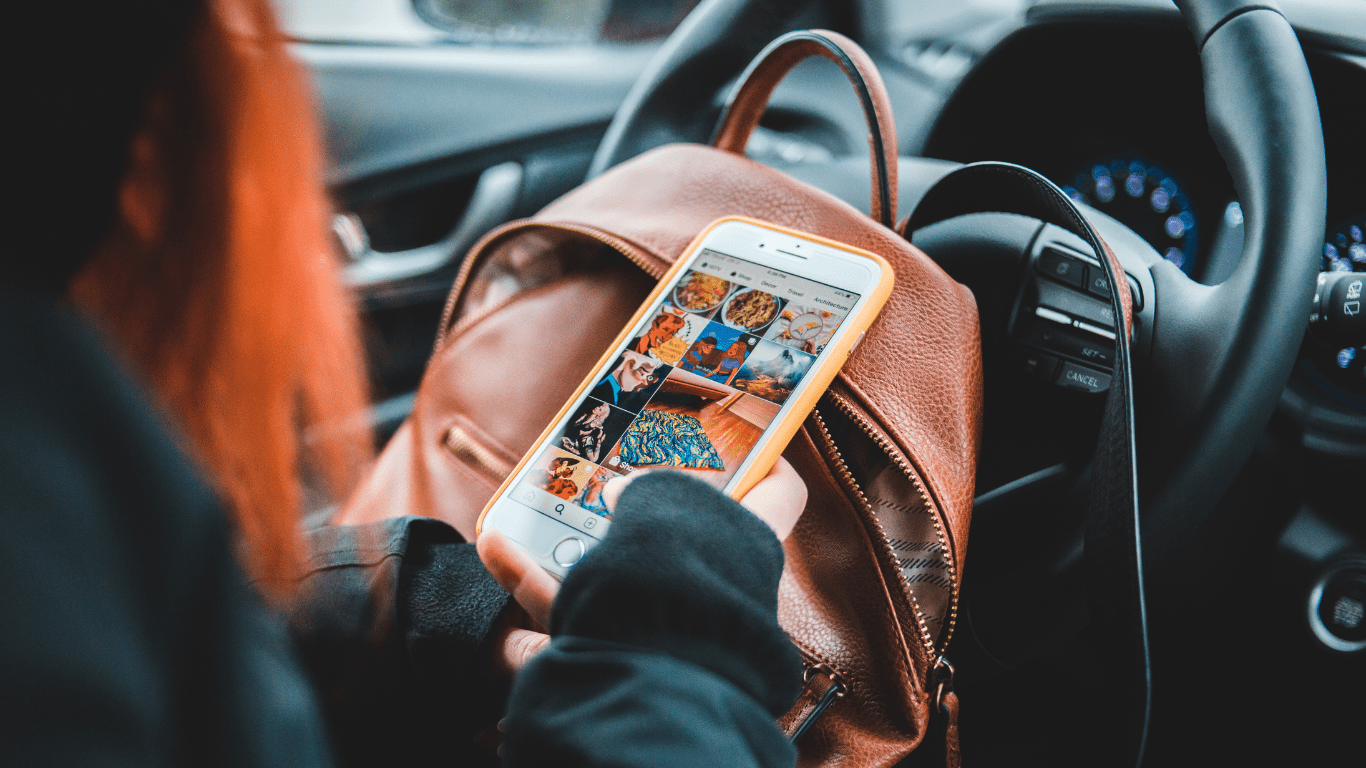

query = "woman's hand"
[477,530,556,674]
[478,530,558,630]
[603,457,808,541]
[476,457,808,672]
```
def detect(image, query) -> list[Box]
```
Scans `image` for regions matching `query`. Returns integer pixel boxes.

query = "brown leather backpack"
[339,30,982,767]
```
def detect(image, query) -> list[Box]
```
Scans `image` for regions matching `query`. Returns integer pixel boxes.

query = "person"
[588,352,662,411]
[631,305,687,358]
[562,402,610,461]
[576,468,615,515]
[716,338,754,386]
[483,468,808,765]
[682,335,720,374]
[2,1,810,766]
[539,456,584,499]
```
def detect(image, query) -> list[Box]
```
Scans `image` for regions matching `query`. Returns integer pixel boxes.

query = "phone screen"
[498,245,863,547]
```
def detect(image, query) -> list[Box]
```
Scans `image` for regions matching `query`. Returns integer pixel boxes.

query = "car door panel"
[298,42,656,438]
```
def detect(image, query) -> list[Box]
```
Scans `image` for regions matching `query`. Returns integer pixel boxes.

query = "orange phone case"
[475,216,896,535]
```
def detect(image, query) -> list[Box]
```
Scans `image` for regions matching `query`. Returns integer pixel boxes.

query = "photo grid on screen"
[521,249,859,520]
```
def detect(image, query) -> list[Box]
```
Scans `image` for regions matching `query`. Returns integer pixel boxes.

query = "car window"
[274,0,701,45]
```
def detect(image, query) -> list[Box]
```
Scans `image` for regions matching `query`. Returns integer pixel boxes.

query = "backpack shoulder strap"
[906,161,1151,768]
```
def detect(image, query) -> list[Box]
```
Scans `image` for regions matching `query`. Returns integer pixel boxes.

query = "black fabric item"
[8,1,204,294]
[0,291,801,767]
[289,517,514,768]
[502,472,802,767]
[0,289,331,768]
[907,161,1151,767]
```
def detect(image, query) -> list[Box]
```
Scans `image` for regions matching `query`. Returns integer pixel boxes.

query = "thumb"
[492,625,551,676]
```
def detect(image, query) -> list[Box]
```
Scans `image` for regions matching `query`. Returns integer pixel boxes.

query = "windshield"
[274,0,701,45]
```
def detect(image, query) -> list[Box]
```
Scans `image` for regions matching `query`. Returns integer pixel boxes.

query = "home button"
[553,537,587,568]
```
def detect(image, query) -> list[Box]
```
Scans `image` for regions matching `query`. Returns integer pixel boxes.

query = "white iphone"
[476,217,895,576]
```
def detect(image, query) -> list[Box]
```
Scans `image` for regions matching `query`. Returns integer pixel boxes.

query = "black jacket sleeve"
[288,516,514,768]
[0,292,331,768]
[501,472,803,768]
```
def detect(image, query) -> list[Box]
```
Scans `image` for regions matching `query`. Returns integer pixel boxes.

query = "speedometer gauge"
[1322,215,1366,274]
[1061,155,1201,277]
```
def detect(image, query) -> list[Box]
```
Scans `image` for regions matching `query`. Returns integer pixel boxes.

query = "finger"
[601,471,644,511]
[477,529,559,630]
[737,457,808,541]
[491,625,551,676]
[473,725,501,755]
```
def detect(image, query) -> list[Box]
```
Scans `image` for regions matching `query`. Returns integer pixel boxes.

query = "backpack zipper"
[787,660,848,743]
[435,217,960,656]
[442,423,514,481]
[436,219,669,351]
[825,389,959,652]
[810,401,959,661]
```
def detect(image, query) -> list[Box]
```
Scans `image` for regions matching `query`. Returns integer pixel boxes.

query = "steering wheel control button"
[1310,563,1366,652]
[552,537,587,568]
[1035,280,1116,328]
[1055,361,1112,393]
[1035,306,1072,325]
[1026,322,1114,366]
[1016,346,1060,380]
[1310,271,1366,346]
[1074,321,1117,341]
[1084,266,1111,299]
[1036,248,1087,288]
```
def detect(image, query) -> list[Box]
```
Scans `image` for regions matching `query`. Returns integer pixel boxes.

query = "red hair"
[70,0,371,600]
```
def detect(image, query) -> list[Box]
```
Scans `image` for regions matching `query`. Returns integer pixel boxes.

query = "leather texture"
[339,31,982,767]
[338,263,658,539]
[941,692,961,768]
[712,30,899,228]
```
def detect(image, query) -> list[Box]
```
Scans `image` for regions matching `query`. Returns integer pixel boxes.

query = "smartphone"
[476,216,895,576]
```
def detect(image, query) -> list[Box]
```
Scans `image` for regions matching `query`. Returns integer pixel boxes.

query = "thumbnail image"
[528,447,598,501]
[629,302,709,365]
[601,368,781,491]
[720,288,785,334]
[557,397,635,464]
[671,270,734,320]
[731,339,817,404]
[574,465,620,518]
[677,322,760,385]
[765,304,848,355]
[589,351,671,413]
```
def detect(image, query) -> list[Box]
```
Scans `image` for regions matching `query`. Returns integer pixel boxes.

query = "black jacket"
[0,292,802,767]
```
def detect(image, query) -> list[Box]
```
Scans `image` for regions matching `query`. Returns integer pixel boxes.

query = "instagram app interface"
[512,249,861,539]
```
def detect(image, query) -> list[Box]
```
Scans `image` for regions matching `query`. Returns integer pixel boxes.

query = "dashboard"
[919,12,1366,452]
[895,2,1366,706]
[293,0,1366,757]
[711,0,1366,756]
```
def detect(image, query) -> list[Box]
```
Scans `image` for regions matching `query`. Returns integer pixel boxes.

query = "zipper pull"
[785,662,847,743]
[931,654,955,711]
[933,655,960,768]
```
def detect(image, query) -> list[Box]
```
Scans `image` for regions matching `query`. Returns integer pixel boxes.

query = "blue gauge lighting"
[1061,154,1200,277]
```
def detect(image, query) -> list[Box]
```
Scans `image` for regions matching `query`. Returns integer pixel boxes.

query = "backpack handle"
[710,30,898,229]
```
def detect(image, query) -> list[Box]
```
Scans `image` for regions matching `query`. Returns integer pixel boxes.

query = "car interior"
[281,0,1365,763]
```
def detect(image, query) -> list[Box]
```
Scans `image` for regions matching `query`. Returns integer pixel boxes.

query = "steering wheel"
[592,0,1325,572]
[588,0,1326,756]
